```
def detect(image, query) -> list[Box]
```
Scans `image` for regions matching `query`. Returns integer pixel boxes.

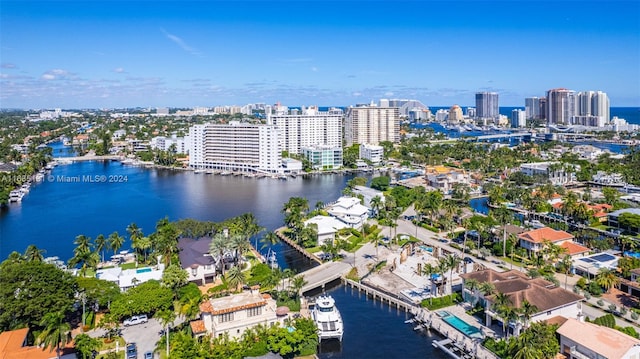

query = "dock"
[343,279,416,312]
[53,155,121,162]
[275,227,322,264]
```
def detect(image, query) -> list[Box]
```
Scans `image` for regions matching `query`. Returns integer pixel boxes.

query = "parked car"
[143,351,154,359]
[463,256,475,263]
[123,314,148,326]
[438,238,449,244]
[126,343,137,359]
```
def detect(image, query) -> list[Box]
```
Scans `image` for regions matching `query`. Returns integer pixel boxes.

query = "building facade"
[267,106,342,155]
[546,88,576,125]
[302,145,343,170]
[345,106,400,146]
[359,143,384,164]
[188,121,281,173]
[475,92,499,121]
[524,97,541,120]
[511,109,526,128]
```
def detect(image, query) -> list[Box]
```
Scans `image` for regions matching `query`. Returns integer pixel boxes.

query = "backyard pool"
[437,311,483,339]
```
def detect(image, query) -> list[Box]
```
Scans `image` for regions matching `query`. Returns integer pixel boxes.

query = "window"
[191,268,197,276]
[247,307,262,317]
[219,312,234,323]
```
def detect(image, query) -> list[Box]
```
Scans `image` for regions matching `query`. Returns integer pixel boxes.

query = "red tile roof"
[189,320,206,334]
[0,328,72,359]
[559,241,590,255]
[518,227,574,244]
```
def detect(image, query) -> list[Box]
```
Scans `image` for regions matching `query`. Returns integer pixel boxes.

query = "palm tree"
[24,244,45,262]
[518,299,538,330]
[595,268,621,293]
[156,309,176,358]
[136,236,152,264]
[177,295,202,321]
[436,259,449,296]
[558,255,573,290]
[443,254,462,295]
[73,234,92,257]
[238,212,264,249]
[464,278,480,307]
[107,231,124,257]
[94,234,106,263]
[229,234,250,266]
[127,223,143,265]
[209,233,229,277]
[260,232,280,250]
[225,266,245,292]
[421,263,437,305]
[36,312,71,359]
[290,275,307,299]
[478,282,495,314]
[492,292,513,336]
[370,195,383,218]
[492,206,513,257]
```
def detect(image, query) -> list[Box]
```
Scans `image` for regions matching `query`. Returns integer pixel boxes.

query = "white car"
[123,314,148,326]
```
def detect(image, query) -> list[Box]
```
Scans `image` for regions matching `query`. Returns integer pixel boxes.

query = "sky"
[1,0,639,109]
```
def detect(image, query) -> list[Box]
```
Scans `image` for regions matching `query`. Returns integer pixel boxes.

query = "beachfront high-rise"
[525,97,541,120]
[576,90,610,126]
[546,88,576,125]
[475,92,499,121]
[267,105,342,155]
[345,105,400,146]
[188,121,281,173]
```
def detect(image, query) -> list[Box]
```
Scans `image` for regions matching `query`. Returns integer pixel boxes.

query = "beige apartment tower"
[345,106,400,146]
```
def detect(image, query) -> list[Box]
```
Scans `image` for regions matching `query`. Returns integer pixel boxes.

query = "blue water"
[136,267,152,274]
[438,311,483,339]
[317,285,447,359]
[469,197,490,215]
[0,147,451,358]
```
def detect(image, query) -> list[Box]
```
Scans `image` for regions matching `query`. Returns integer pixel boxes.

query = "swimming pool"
[437,311,483,339]
[136,267,152,274]
[419,245,433,253]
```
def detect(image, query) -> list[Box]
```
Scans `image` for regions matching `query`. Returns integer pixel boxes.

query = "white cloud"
[41,69,73,80]
[161,28,201,56]
[41,74,56,80]
[113,67,126,73]
[1,63,17,69]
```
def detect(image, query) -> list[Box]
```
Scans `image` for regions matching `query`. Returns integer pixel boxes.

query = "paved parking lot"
[121,318,163,358]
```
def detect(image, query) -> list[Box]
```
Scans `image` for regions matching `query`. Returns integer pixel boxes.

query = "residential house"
[304,215,349,246]
[572,252,619,278]
[424,165,470,194]
[460,269,583,336]
[192,287,279,340]
[620,268,640,298]
[0,328,75,359]
[178,237,218,285]
[557,317,640,359]
[519,162,578,186]
[326,196,370,229]
[517,227,589,258]
[95,262,165,291]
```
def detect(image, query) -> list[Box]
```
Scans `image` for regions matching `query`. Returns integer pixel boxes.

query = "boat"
[266,248,278,269]
[194,169,204,174]
[121,158,135,165]
[311,295,344,341]
[220,171,231,176]
[9,190,24,202]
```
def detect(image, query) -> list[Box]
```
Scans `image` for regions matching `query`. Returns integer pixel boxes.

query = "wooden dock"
[275,227,322,264]
[343,278,416,312]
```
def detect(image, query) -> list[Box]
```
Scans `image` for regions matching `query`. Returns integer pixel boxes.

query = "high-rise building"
[475,92,499,121]
[546,88,576,125]
[511,109,526,128]
[345,106,400,146]
[576,91,610,125]
[525,97,541,120]
[267,106,342,154]
[538,98,547,121]
[379,99,429,116]
[448,105,464,123]
[188,121,281,173]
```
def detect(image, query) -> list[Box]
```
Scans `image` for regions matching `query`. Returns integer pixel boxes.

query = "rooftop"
[557,317,640,359]
[460,269,583,313]
[518,227,574,244]
[201,290,269,315]
[177,237,215,268]
[559,241,590,256]
[0,328,72,359]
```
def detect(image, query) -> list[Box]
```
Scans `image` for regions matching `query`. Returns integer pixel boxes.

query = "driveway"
[120,318,163,358]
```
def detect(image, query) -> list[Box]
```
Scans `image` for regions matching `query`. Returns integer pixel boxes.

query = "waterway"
[0,141,449,358]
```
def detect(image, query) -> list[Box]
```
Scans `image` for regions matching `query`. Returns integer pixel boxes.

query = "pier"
[297,261,351,294]
[343,279,416,312]
[275,227,322,264]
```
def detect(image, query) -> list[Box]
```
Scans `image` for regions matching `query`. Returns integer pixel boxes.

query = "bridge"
[54,155,122,162]
[295,261,352,294]
[464,132,535,142]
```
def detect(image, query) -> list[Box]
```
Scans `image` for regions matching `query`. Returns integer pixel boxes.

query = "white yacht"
[9,190,24,202]
[312,295,344,341]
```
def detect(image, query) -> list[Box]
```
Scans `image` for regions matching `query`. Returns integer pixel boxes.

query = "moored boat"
[312,295,344,341]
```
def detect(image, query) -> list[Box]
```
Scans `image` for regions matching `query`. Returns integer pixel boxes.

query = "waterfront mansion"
[190,287,279,339]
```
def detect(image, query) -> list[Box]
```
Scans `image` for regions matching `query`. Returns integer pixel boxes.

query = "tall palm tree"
[464,278,480,306]
[260,232,280,250]
[73,235,92,257]
[478,282,495,313]
[225,266,245,292]
[36,312,71,359]
[94,234,106,263]
[443,254,462,295]
[24,244,45,262]
[209,234,229,277]
[558,255,573,290]
[370,195,383,218]
[127,223,143,265]
[229,234,250,266]
[421,263,437,305]
[436,259,449,296]
[238,212,264,249]
[156,309,176,358]
[290,275,307,299]
[518,300,538,330]
[492,206,513,257]
[107,231,124,257]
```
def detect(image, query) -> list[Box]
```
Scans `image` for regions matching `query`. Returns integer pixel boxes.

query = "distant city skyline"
[1,1,639,108]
